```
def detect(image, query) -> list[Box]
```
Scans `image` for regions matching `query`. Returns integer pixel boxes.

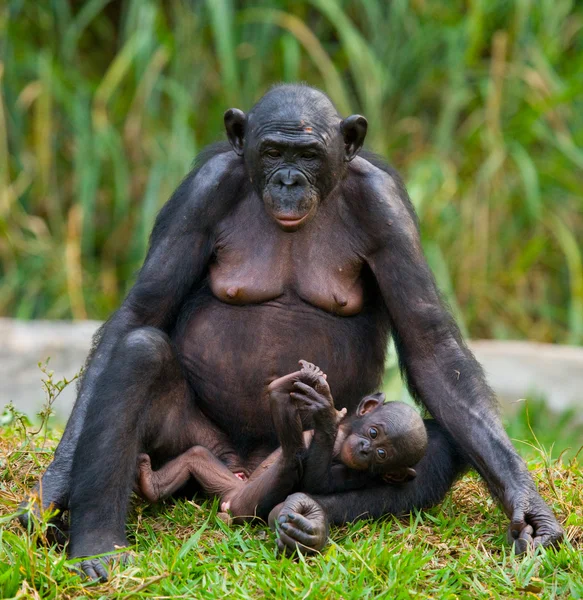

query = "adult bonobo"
[20,84,562,580]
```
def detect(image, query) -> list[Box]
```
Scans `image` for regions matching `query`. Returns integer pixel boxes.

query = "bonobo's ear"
[224,109,246,156]
[341,115,368,161]
[382,467,417,484]
[356,392,386,416]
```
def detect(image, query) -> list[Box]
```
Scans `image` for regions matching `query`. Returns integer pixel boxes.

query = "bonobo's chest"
[209,194,365,316]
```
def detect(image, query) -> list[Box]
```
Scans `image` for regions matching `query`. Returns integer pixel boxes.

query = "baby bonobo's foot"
[136,454,160,502]
[292,361,338,425]
[298,360,328,393]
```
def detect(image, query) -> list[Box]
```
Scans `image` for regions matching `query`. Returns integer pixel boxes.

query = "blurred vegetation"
[1,0,582,343]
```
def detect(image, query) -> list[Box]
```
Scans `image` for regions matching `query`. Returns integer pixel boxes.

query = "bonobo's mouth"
[273,213,311,231]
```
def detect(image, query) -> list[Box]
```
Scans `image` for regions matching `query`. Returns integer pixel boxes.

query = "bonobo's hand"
[290,379,336,427]
[268,493,329,555]
[504,486,563,554]
[18,496,69,546]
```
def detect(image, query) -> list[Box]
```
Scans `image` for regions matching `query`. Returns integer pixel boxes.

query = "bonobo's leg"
[138,369,309,522]
[218,368,308,520]
[17,325,110,542]
[137,448,244,504]
[66,327,202,581]
[137,446,285,520]
[222,369,308,520]
[270,420,467,554]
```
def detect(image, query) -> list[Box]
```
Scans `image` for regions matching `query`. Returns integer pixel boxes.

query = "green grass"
[1,0,582,343]
[1,429,581,599]
[1,399,582,599]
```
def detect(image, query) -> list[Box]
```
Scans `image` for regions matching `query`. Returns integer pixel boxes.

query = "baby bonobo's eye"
[369,427,378,439]
[376,448,387,460]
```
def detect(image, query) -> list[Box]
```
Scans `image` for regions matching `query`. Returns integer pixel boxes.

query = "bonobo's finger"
[292,381,322,399]
[533,530,563,549]
[280,522,319,547]
[268,502,285,531]
[284,511,316,535]
[510,508,527,539]
[275,528,317,555]
[289,392,317,407]
[513,536,530,555]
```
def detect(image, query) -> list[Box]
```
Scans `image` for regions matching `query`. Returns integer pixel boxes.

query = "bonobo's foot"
[136,453,159,502]
[18,461,71,545]
[268,493,329,555]
[70,550,131,582]
[298,360,325,383]
[504,486,563,554]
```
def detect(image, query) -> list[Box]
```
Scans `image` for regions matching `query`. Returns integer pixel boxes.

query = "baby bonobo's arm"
[290,361,346,494]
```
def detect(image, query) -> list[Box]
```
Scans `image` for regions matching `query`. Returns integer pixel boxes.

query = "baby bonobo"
[136,361,428,521]
[294,362,428,495]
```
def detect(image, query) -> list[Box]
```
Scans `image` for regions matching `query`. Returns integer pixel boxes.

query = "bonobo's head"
[339,394,428,482]
[224,84,367,231]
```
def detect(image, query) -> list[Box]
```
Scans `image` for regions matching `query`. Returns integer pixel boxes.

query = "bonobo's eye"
[301,150,317,160]
[265,148,281,159]
[369,427,378,439]
[376,448,387,460]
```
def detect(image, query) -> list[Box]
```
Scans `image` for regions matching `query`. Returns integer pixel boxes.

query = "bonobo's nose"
[273,168,301,187]
[359,438,371,457]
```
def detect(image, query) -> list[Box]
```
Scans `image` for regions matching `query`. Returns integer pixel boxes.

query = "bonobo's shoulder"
[345,153,420,247]
[153,144,243,236]
[187,142,244,198]
[347,154,419,228]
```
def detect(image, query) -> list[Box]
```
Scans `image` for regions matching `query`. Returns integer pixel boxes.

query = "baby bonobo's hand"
[291,360,336,425]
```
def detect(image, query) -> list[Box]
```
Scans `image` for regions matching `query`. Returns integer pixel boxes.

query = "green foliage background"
[1,0,582,343]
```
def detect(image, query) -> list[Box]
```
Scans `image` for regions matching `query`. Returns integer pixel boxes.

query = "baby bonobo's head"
[339,394,428,483]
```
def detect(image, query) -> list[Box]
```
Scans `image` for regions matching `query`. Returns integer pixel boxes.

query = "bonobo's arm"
[23,146,242,514]
[355,156,562,550]
[290,374,350,495]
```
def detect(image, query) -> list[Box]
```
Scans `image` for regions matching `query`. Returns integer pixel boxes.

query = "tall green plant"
[0,0,581,344]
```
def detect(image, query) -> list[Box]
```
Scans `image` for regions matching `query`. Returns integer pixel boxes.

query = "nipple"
[334,294,348,307]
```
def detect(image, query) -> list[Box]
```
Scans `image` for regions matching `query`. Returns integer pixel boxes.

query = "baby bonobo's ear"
[356,392,386,416]
[382,467,417,484]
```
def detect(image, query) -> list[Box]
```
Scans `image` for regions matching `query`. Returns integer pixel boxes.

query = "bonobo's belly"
[174,288,388,450]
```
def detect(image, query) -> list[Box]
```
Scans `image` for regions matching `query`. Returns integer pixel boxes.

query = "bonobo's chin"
[263,191,318,232]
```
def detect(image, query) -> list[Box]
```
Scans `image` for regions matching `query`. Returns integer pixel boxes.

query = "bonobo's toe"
[73,558,109,582]
[70,551,131,582]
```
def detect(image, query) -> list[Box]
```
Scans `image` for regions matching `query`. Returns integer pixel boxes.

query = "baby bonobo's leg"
[136,447,243,504]
[216,368,309,520]
[295,360,346,423]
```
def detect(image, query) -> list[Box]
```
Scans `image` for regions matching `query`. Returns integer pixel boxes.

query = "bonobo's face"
[339,395,427,479]
[224,86,367,232]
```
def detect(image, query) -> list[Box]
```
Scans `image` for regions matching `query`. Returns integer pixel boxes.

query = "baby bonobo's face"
[339,396,428,481]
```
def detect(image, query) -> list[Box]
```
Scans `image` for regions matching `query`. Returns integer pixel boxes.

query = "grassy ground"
[1,409,581,599]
